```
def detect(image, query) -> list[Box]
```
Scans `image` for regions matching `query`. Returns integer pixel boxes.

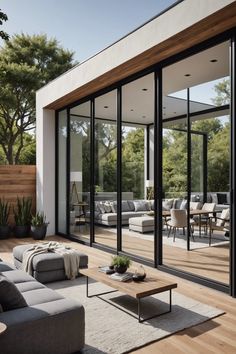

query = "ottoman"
[129,216,154,233]
[13,244,88,283]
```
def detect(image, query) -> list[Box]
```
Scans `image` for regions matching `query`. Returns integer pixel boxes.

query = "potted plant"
[14,197,32,238]
[31,212,49,240]
[111,255,131,274]
[0,199,11,239]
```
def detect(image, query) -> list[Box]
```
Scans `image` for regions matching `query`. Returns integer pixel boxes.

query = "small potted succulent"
[111,255,131,274]
[14,197,32,238]
[31,212,49,240]
[0,199,11,239]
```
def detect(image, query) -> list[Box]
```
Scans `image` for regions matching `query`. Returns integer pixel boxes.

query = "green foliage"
[111,255,131,268]
[0,199,10,225]
[0,9,9,41]
[31,212,47,227]
[212,79,230,106]
[0,33,75,164]
[14,197,32,226]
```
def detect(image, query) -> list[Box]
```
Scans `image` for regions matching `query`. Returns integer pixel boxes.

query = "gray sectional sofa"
[0,260,85,354]
[94,192,230,228]
[94,198,194,227]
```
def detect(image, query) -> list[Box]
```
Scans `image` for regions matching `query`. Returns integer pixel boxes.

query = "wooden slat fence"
[0,165,36,224]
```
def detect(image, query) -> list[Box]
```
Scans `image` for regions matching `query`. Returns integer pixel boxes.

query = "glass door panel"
[94,90,117,249]
[69,101,91,241]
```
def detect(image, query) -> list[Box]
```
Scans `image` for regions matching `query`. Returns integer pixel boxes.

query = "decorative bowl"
[132,273,146,282]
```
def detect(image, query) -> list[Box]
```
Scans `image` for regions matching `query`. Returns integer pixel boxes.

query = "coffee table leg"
[138,289,172,323]
[86,276,117,298]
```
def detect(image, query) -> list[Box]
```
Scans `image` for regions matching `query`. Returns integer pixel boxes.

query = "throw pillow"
[98,202,106,214]
[122,201,131,212]
[127,200,135,211]
[162,199,174,211]
[0,274,27,311]
[110,201,117,213]
[217,193,228,205]
[104,202,112,213]
[133,200,150,212]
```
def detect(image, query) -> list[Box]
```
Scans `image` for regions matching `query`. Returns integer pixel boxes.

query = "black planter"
[31,225,47,240]
[14,225,30,238]
[114,265,127,274]
[0,225,11,239]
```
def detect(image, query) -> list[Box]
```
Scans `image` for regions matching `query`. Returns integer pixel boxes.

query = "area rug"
[118,227,229,250]
[48,277,224,354]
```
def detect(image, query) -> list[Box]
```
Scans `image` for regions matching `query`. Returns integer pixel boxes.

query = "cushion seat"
[129,216,154,233]
[13,244,88,283]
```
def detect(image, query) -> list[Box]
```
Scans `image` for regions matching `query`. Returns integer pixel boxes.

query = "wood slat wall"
[0,165,36,224]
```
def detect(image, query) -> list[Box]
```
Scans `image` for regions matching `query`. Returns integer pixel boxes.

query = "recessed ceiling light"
[210,59,218,63]
[130,109,134,112]
[142,115,146,119]
[184,74,191,77]
[104,105,109,108]
[163,107,166,109]
[142,88,148,91]
[174,112,177,114]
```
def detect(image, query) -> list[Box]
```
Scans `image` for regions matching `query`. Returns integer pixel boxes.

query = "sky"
[1,0,177,62]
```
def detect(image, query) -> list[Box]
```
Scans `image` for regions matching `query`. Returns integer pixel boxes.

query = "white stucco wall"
[36,100,55,235]
[36,0,234,235]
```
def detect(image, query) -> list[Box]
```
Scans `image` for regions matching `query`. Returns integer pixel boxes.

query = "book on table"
[109,272,133,282]
[98,266,115,274]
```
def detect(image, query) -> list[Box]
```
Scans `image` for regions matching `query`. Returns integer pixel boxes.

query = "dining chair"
[167,209,195,242]
[193,202,216,235]
[208,208,230,246]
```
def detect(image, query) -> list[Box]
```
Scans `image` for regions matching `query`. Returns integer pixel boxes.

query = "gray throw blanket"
[22,242,80,280]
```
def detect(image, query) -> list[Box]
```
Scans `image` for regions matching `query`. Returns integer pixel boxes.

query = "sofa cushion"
[13,244,88,272]
[22,288,63,306]
[121,200,131,212]
[1,269,35,284]
[127,200,135,211]
[0,262,15,273]
[133,200,150,212]
[0,274,28,311]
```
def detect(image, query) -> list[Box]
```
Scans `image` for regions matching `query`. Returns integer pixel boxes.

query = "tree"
[0,9,9,41]
[0,34,75,164]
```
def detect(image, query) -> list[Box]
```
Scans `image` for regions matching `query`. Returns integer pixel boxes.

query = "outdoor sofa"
[0,260,85,354]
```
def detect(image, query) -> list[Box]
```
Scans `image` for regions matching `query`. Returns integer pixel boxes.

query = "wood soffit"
[46,2,236,110]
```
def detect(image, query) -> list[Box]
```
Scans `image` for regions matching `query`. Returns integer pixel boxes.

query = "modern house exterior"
[36,0,236,296]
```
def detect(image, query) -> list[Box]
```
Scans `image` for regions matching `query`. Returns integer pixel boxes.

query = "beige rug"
[48,277,224,354]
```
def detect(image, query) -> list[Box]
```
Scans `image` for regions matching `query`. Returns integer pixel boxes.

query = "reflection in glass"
[121,73,154,261]
[94,90,117,249]
[69,102,91,241]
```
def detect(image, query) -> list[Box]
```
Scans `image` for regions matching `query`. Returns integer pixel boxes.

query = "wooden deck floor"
[0,235,235,354]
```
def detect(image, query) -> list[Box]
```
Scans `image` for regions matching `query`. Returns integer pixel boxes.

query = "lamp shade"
[145,180,154,188]
[70,171,82,182]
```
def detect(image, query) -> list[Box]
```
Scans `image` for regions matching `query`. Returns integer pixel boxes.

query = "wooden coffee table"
[80,267,177,323]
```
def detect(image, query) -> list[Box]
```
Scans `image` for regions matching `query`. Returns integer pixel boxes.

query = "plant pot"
[14,225,30,238]
[31,225,47,240]
[114,265,127,274]
[0,225,11,239]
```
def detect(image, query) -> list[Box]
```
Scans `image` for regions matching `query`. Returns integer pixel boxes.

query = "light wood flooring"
[73,225,229,284]
[0,235,235,354]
